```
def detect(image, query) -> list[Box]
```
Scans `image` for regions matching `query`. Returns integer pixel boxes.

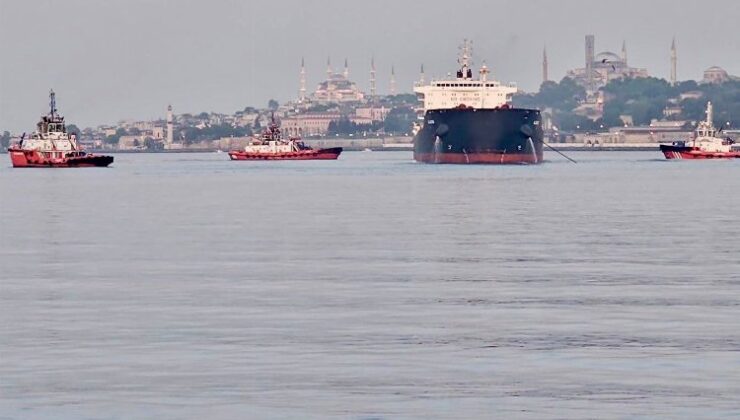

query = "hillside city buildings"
[13,36,734,151]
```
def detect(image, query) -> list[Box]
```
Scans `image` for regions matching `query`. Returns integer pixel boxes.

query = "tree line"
[514,77,739,131]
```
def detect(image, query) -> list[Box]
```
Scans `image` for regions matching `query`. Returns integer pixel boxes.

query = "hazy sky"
[1,0,738,131]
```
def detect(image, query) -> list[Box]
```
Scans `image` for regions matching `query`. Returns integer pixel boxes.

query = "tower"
[326,56,332,79]
[166,104,173,144]
[585,35,595,94]
[419,64,425,85]
[670,37,677,86]
[390,65,396,96]
[299,57,306,102]
[542,45,548,85]
[370,57,376,99]
[343,58,349,79]
[621,40,627,65]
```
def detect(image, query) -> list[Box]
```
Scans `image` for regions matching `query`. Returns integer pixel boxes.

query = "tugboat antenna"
[49,89,57,118]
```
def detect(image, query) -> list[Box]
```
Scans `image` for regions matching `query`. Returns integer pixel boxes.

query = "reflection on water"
[1,151,739,419]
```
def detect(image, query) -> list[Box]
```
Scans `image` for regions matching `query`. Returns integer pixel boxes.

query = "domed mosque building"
[701,66,739,84]
[311,58,365,104]
[566,35,649,93]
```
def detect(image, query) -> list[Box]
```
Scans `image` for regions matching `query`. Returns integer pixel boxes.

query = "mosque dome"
[594,51,622,64]
[704,66,726,73]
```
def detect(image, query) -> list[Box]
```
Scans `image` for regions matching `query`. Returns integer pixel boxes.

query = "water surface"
[1,151,739,419]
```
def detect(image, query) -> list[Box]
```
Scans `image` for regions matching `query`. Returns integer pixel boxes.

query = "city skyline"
[1,0,739,131]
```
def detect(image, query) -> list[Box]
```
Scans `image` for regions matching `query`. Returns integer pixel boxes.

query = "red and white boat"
[660,102,739,160]
[8,90,113,168]
[228,118,341,161]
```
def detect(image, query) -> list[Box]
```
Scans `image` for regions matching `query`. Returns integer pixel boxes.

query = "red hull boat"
[660,102,738,160]
[9,90,113,168]
[228,116,342,161]
[228,147,342,161]
[8,148,114,167]
[659,144,740,160]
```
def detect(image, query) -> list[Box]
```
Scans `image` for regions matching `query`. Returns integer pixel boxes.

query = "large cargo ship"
[8,90,113,168]
[413,40,543,164]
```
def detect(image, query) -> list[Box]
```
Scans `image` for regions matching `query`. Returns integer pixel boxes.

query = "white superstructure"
[687,102,732,152]
[413,40,518,112]
[18,90,80,157]
[242,117,309,154]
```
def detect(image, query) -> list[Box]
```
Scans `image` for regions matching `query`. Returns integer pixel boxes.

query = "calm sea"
[1,151,739,419]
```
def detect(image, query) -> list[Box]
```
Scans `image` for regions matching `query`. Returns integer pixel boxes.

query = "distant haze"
[1,0,738,131]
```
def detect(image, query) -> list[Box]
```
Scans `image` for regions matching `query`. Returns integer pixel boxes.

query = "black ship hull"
[413,108,544,164]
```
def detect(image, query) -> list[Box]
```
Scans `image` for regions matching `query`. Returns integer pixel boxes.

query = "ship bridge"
[414,40,518,111]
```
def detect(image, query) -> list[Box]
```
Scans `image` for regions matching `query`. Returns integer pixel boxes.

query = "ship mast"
[706,101,713,126]
[458,39,473,80]
[49,89,57,118]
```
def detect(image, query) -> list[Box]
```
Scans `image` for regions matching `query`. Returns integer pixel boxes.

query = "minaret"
[326,56,332,79]
[419,64,425,85]
[670,37,677,86]
[370,57,377,99]
[390,65,396,96]
[343,58,349,79]
[299,57,306,102]
[621,40,627,65]
[542,46,549,84]
[166,104,173,145]
[585,35,595,94]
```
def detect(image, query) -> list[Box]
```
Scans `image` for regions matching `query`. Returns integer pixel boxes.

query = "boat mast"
[49,89,57,118]
[458,39,473,80]
[706,101,713,128]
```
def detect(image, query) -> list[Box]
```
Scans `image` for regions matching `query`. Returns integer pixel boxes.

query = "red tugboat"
[660,102,739,160]
[228,117,342,161]
[8,90,113,168]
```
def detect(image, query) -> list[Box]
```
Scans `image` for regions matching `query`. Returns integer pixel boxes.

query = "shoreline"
[5,144,738,154]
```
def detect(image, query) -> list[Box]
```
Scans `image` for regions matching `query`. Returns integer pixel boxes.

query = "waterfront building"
[117,135,147,150]
[354,106,389,122]
[607,122,692,144]
[152,126,165,140]
[280,112,342,137]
